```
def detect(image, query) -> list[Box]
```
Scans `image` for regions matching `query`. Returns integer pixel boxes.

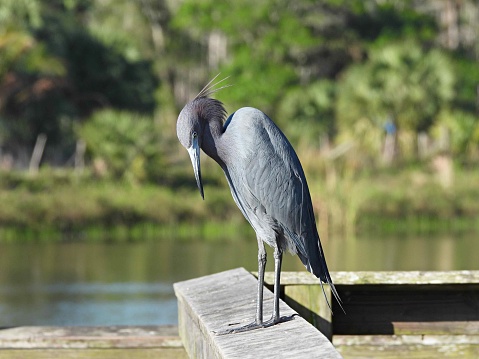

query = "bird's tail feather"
[318,262,345,314]
[306,234,345,314]
[288,222,344,313]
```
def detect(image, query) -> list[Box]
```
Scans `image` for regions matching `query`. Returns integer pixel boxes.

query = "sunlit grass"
[0,163,478,242]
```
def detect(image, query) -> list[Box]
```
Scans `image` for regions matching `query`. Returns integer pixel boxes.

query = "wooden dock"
[0,325,187,359]
[174,267,342,359]
[1,269,478,358]
[264,270,479,358]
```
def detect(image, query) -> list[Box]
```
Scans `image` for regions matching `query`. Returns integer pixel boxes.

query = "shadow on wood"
[264,270,479,359]
[333,284,479,335]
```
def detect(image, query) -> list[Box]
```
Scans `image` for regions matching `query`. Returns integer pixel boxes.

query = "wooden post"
[29,133,47,174]
[264,270,479,359]
[264,271,333,339]
[174,267,342,359]
[75,139,86,174]
[284,284,332,340]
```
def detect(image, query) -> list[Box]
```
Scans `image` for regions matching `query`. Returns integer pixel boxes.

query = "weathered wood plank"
[334,334,479,346]
[333,335,479,359]
[263,271,479,336]
[0,326,182,349]
[174,267,342,359]
[264,270,479,286]
[284,284,332,339]
[0,348,187,359]
[336,344,479,359]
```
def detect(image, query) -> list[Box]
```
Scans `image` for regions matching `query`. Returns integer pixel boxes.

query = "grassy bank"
[0,164,478,241]
[310,161,479,235]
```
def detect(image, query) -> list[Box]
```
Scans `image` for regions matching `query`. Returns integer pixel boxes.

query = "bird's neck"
[201,119,225,167]
[192,96,227,166]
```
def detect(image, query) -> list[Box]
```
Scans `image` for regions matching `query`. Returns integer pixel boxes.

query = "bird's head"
[177,100,204,199]
[177,74,230,200]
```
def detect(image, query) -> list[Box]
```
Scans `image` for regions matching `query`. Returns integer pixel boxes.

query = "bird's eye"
[192,131,198,138]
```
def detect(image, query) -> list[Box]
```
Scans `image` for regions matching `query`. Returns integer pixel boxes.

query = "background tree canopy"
[0,0,478,177]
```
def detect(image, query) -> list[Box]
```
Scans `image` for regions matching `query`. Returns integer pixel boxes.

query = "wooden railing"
[174,267,342,359]
[2,269,477,358]
[264,270,479,358]
[0,325,187,358]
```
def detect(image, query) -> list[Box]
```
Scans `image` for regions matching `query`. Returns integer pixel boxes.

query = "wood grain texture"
[284,284,332,339]
[0,348,187,359]
[264,270,479,286]
[263,271,479,336]
[0,326,182,349]
[262,270,479,358]
[174,267,342,359]
[334,335,479,359]
[0,326,187,359]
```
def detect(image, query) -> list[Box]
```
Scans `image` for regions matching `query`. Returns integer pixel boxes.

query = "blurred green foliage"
[173,0,478,165]
[0,165,477,237]
[1,0,478,173]
[0,0,157,164]
[0,0,478,235]
[337,41,455,132]
[78,109,162,182]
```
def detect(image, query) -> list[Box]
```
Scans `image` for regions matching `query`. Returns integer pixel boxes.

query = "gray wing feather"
[220,107,342,311]
[225,109,316,267]
[222,108,342,310]
[246,118,313,258]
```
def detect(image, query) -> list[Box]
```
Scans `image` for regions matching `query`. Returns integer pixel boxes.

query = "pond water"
[0,232,478,326]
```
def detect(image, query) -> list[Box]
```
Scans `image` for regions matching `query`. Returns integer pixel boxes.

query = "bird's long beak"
[187,137,204,199]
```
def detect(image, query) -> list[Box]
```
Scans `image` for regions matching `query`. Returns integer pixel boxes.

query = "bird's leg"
[262,246,282,325]
[215,244,294,335]
[255,238,267,324]
[214,238,267,335]
[272,247,283,322]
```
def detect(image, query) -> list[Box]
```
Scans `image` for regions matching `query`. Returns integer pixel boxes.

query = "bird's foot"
[214,321,264,335]
[213,314,297,335]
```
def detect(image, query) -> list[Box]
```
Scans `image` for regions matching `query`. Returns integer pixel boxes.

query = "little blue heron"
[176,77,342,334]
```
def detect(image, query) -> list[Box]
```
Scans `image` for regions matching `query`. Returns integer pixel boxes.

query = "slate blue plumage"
[176,81,342,334]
